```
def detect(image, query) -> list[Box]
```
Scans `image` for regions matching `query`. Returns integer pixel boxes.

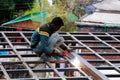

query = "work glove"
[62,52,69,57]
[51,49,69,58]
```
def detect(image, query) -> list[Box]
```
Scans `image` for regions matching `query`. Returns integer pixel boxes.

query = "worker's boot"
[41,53,52,61]
[36,52,42,57]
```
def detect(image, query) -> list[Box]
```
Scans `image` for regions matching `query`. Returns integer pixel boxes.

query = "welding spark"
[70,57,81,68]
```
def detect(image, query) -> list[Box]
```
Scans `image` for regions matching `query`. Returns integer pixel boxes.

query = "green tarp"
[2,12,47,26]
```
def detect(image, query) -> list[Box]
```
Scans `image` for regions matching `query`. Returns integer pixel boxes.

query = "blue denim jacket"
[31,23,54,54]
[31,23,67,55]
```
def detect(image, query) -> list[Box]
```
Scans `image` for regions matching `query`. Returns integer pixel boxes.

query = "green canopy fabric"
[66,12,78,22]
[2,12,47,26]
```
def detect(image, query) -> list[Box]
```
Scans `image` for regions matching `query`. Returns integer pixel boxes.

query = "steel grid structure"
[0,31,120,80]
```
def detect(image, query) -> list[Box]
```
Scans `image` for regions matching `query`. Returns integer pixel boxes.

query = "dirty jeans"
[32,32,64,59]
[41,32,64,61]
[48,32,64,50]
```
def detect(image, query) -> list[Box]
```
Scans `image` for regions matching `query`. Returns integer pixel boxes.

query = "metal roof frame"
[0,31,120,80]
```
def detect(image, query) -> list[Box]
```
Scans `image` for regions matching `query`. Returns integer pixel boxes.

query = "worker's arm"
[59,44,67,50]
[59,43,73,54]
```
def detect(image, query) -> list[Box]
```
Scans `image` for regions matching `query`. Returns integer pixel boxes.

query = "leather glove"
[51,49,68,58]
[62,52,69,57]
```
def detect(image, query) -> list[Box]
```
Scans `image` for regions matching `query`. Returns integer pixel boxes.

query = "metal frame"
[0,31,120,80]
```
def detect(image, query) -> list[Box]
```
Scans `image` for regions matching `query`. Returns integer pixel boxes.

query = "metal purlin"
[46,62,66,80]
[62,44,92,80]
[89,32,120,73]
[0,31,92,80]
[0,63,10,80]
[65,32,120,79]
[20,32,66,80]
[1,32,38,80]
[20,32,91,80]
[105,33,120,42]
[64,57,93,80]
[0,31,120,80]
[19,32,31,45]
[68,32,120,78]
[66,32,109,80]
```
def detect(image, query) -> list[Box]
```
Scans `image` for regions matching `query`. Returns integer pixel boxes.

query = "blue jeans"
[31,32,64,56]
[48,32,64,49]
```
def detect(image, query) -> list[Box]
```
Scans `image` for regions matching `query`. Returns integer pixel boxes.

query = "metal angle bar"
[26,59,67,65]
[0,48,13,51]
[0,42,8,45]
[66,77,89,80]
[88,60,105,63]
[1,32,19,55]
[64,40,77,43]
[106,41,120,43]
[70,35,92,37]
[3,33,120,79]
[0,70,4,73]
[109,60,120,63]
[39,77,62,80]
[32,67,79,73]
[114,46,120,49]
[2,62,22,64]
[7,37,23,39]
[57,68,78,72]
[6,69,28,73]
[0,54,17,58]
[96,66,115,70]
[0,63,10,80]
[1,32,38,80]
[109,32,120,35]
[0,42,28,45]
[33,68,54,72]
[63,44,92,79]
[12,42,29,45]
[78,52,120,56]
[19,32,35,55]
[62,44,92,80]
[78,53,95,56]
[11,78,35,80]
[16,48,32,51]
[22,31,34,34]
[0,54,36,58]
[70,46,86,49]
[19,32,31,45]
[113,35,120,37]
[26,61,45,64]
[87,46,112,49]
[99,53,120,56]
[46,62,66,80]
[89,32,120,54]
[67,32,109,80]
[82,41,101,43]
[105,33,120,42]
[70,46,115,49]
[106,74,120,77]
[21,54,37,57]
[89,32,120,73]
[64,57,92,80]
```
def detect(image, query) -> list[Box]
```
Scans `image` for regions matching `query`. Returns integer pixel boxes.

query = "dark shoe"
[41,54,51,61]
[36,52,42,57]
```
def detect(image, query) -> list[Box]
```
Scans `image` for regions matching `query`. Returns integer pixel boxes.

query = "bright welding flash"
[70,57,81,68]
